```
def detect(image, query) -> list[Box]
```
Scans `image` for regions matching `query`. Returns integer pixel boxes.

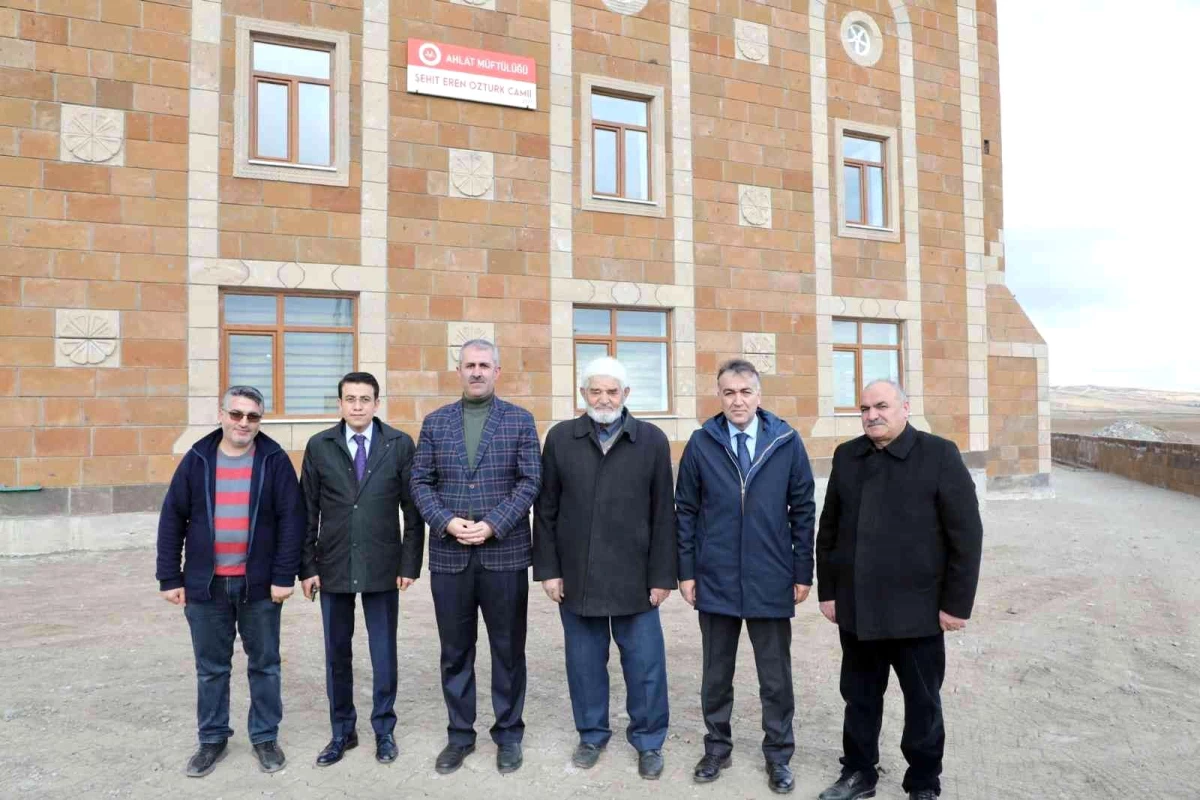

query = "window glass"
[298,83,331,166]
[832,319,859,344]
[283,332,354,414]
[592,94,647,126]
[833,350,856,408]
[624,129,648,200]
[843,135,883,162]
[594,128,618,195]
[284,296,352,327]
[253,42,330,80]
[575,343,610,392]
[617,310,666,337]
[844,165,862,224]
[866,166,885,226]
[256,82,289,159]
[228,335,275,412]
[862,349,899,385]
[861,322,898,346]
[617,341,668,412]
[225,294,277,325]
[573,308,612,336]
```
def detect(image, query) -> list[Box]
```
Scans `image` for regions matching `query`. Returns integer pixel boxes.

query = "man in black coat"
[299,372,424,768]
[533,356,676,780]
[815,379,983,800]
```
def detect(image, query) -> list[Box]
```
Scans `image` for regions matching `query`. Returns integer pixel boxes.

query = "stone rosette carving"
[601,0,648,15]
[742,332,776,375]
[447,321,496,369]
[452,0,495,8]
[738,185,772,228]
[55,310,120,368]
[60,105,125,166]
[449,149,495,200]
[735,20,769,64]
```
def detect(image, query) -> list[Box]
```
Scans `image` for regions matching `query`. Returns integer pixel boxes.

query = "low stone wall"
[1052,434,1200,497]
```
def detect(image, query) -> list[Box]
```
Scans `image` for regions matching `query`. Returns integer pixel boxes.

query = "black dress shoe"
[572,742,604,769]
[818,770,878,800]
[252,740,286,773]
[316,732,358,767]
[909,791,938,800]
[376,734,398,764]
[638,749,664,780]
[185,741,227,777]
[693,752,732,783]
[766,762,795,794]
[496,742,523,774]
[435,742,475,774]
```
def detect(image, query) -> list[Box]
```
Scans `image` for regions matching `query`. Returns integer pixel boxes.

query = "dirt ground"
[2,468,1198,799]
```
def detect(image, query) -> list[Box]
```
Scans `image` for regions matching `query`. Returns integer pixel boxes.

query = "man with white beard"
[533,357,677,779]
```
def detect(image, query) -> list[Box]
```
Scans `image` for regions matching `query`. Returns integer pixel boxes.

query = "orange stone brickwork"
[0,0,1048,517]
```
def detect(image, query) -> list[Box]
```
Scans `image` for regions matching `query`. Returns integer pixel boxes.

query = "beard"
[586,404,624,425]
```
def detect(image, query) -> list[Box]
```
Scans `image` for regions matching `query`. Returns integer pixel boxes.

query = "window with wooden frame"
[573,307,671,414]
[220,291,357,418]
[832,319,902,412]
[251,39,333,167]
[842,134,887,228]
[234,17,350,186]
[834,119,900,242]
[579,75,666,218]
[591,93,650,202]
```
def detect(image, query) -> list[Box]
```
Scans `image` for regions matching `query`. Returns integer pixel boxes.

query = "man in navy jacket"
[156,385,306,778]
[675,359,816,794]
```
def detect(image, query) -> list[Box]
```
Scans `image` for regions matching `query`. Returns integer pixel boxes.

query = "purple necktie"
[353,434,367,482]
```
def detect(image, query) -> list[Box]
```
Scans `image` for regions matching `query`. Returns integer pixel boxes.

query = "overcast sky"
[999,0,1200,391]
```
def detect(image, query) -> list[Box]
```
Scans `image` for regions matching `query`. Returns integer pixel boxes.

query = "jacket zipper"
[197,449,216,592]
[722,430,795,514]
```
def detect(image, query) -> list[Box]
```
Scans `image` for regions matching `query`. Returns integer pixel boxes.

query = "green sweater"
[463,394,493,469]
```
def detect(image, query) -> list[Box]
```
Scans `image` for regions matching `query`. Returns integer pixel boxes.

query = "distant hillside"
[1051,386,1200,442]
[1052,385,1200,414]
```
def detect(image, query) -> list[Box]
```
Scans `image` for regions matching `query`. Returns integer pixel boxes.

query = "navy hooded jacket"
[675,409,816,619]
[156,428,306,603]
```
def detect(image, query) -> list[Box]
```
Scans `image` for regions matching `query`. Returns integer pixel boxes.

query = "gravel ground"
[1,467,1198,799]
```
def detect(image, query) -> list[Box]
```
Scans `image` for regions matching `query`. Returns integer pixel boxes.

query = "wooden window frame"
[573,306,673,416]
[590,92,652,202]
[249,37,335,167]
[832,318,903,413]
[219,288,358,420]
[842,133,888,228]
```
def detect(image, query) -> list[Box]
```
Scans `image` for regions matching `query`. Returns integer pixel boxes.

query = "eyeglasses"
[225,410,263,423]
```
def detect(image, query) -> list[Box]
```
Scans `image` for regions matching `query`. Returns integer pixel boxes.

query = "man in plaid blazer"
[411,339,542,776]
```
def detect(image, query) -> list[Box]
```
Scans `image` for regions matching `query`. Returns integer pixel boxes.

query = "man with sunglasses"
[156,385,306,778]
[299,372,424,768]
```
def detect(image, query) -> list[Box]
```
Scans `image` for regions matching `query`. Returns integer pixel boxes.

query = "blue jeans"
[184,576,283,745]
[559,606,669,752]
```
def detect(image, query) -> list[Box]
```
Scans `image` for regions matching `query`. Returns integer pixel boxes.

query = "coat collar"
[852,422,916,460]
[571,408,638,443]
[701,407,788,450]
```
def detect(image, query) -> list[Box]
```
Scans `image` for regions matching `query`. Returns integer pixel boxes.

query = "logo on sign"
[418,42,442,67]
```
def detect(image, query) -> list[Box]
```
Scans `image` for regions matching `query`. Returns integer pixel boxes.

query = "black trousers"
[698,611,794,763]
[838,628,946,795]
[320,589,399,739]
[430,550,529,746]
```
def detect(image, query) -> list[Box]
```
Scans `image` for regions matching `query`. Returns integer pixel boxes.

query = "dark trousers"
[560,606,670,752]
[320,588,399,739]
[430,550,529,746]
[184,576,283,745]
[698,611,794,764]
[838,628,946,795]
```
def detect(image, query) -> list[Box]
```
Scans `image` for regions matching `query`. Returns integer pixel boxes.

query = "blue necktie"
[736,432,751,477]
[353,434,367,482]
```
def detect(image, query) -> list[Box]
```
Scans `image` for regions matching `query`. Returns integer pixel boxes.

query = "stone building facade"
[0,0,1047,523]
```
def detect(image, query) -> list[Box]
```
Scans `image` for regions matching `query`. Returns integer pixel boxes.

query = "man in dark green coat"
[299,372,424,768]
